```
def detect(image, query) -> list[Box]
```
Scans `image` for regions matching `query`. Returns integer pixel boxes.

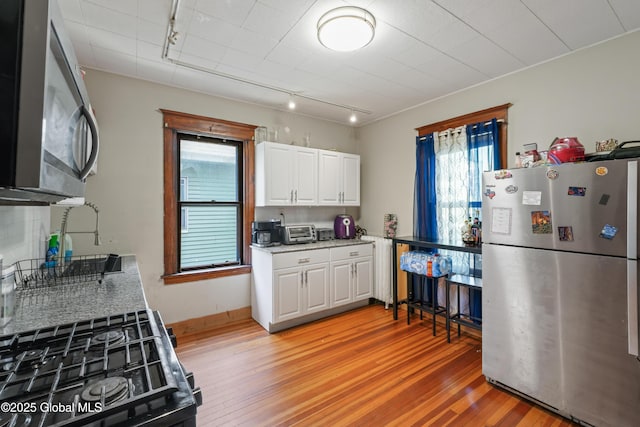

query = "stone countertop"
[2,255,148,335]
[251,239,372,254]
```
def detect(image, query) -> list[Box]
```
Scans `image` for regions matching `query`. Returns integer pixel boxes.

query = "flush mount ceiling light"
[317,6,376,52]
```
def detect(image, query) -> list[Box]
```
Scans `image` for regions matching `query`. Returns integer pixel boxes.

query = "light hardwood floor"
[176,304,576,426]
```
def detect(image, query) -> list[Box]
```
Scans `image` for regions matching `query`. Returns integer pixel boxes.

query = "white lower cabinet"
[330,244,373,307]
[251,242,373,333]
[354,257,373,299]
[274,263,329,323]
[330,261,353,307]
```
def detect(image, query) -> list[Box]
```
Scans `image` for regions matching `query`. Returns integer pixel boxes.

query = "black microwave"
[0,0,99,203]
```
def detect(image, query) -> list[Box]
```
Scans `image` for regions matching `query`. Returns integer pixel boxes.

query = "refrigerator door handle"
[628,260,638,356]
[628,160,639,356]
[628,161,637,259]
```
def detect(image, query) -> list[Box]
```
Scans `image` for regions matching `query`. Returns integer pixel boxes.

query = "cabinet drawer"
[330,244,373,261]
[273,248,330,269]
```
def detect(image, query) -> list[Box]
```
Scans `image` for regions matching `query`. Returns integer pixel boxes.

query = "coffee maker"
[251,220,281,247]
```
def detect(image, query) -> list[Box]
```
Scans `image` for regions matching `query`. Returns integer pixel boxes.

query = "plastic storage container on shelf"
[432,253,451,276]
[400,251,451,277]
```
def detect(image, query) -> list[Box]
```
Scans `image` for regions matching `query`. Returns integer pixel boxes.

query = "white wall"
[357,31,640,237]
[56,70,357,324]
[0,206,50,268]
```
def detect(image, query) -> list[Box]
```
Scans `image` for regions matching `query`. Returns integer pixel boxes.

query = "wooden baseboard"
[168,303,481,344]
[167,306,252,343]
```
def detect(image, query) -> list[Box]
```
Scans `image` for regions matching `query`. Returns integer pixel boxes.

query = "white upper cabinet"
[317,149,360,206]
[293,147,318,205]
[256,142,359,207]
[255,142,318,206]
[317,150,340,205]
[340,153,360,206]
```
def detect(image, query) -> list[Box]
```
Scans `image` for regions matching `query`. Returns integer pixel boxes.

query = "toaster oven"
[316,228,334,241]
[281,225,316,244]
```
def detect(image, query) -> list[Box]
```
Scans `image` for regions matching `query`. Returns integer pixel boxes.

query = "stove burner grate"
[0,310,189,426]
[90,330,125,347]
[0,413,32,427]
[80,376,132,405]
[21,349,44,360]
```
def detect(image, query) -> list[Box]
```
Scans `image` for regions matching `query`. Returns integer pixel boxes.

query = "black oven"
[0,310,201,426]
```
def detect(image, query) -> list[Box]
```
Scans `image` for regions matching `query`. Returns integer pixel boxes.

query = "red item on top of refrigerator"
[548,137,585,164]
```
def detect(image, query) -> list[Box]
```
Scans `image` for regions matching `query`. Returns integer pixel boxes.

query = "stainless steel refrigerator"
[482,159,640,427]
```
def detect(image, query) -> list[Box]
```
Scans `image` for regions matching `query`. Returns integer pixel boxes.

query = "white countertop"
[251,239,372,254]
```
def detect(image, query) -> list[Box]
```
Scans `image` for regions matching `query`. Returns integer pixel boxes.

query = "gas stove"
[0,310,201,426]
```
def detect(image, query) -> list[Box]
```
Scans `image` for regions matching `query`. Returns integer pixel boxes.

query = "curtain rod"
[478,118,505,126]
[418,119,506,140]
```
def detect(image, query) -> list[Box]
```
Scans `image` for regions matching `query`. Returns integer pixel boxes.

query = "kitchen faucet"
[59,201,101,261]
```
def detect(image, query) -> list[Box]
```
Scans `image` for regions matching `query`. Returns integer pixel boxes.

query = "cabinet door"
[264,143,294,205]
[330,261,353,307]
[354,257,373,300]
[317,150,341,205]
[274,267,303,322]
[341,153,360,206]
[303,263,330,314]
[293,147,318,205]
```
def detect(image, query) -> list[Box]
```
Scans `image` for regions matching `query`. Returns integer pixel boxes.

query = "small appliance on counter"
[316,228,335,241]
[251,220,281,247]
[281,224,316,245]
[334,214,356,239]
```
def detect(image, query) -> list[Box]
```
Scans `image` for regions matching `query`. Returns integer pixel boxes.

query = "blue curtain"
[467,118,500,214]
[414,134,438,303]
[466,118,500,322]
[414,134,437,240]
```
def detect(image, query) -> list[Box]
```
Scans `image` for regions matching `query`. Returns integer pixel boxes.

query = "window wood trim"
[161,109,257,284]
[415,103,511,168]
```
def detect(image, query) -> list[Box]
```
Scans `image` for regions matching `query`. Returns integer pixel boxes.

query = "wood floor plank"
[176,304,577,426]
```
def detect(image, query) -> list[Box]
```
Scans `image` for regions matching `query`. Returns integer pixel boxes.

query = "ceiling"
[58,0,640,126]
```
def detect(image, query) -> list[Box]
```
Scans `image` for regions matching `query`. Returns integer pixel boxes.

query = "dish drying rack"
[14,254,114,289]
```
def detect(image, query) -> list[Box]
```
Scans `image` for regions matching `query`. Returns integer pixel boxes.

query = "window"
[415,103,510,272]
[415,104,510,318]
[161,109,256,284]
[180,177,189,233]
[181,207,189,233]
[179,136,240,269]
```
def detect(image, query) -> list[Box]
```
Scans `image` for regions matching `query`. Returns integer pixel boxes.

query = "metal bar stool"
[445,274,482,342]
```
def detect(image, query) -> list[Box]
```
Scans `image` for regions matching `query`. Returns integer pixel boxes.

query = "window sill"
[163,265,252,285]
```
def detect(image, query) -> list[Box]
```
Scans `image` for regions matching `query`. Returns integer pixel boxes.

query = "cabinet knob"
[298,258,310,264]
[349,251,359,257]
